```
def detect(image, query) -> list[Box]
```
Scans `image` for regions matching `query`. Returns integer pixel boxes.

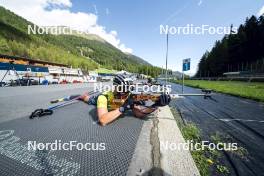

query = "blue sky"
[71,0,264,74]
[1,0,264,74]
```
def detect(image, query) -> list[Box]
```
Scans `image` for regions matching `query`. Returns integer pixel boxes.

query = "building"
[0,54,87,85]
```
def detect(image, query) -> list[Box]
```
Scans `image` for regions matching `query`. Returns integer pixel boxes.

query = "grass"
[170,79,264,102]
[170,108,233,176]
[94,68,118,74]
[171,108,211,176]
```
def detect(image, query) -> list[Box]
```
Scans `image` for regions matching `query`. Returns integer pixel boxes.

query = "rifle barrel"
[171,93,211,99]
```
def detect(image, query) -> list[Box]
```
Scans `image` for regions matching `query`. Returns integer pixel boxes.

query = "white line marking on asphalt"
[239,100,250,104]
[217,119,264,123]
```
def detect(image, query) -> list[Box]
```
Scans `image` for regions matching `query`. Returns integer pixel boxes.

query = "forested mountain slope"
[196,15,264,77]
[0,6,160,76]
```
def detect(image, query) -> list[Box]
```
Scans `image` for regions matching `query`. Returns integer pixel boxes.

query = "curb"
[158,106,200,176]
[127,106,200,176]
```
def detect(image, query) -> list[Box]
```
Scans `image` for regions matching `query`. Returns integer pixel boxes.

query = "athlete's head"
[113,74,130,94]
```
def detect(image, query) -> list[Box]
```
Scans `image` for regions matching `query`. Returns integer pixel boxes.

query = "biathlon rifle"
[108,88,212,110]
[29,85,212,118]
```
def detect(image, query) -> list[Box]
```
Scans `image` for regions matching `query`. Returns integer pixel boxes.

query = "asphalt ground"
[2,82,263,175]
[0,83,100,123]
[169,82,264,176]
[0,83,145,175]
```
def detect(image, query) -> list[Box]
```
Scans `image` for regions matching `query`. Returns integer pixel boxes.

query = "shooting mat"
[0,102,143,175]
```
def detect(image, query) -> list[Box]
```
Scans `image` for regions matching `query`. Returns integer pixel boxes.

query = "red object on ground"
[72,80,82,83]
[60,80,68,84]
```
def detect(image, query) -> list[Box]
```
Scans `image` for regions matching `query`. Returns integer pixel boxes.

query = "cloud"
[198,0,203,6]
[106,8,110,15]
[119,44,133,53]
[93,4,98,15]
[257,5,264,16]
[0,0,132,53]
[47,0,72,7]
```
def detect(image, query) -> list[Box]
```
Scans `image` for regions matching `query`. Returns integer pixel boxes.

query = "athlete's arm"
[97,95,122,126]
[79,94,90,102]
[97,108,122,126]
[132,93,171,118]
[132,105,157,118]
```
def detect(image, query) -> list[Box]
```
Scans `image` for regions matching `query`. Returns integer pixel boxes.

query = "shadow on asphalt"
[142,167,171,176]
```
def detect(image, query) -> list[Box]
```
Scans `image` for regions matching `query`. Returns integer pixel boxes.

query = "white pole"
[165,33,168,85]
[182,70,184,93]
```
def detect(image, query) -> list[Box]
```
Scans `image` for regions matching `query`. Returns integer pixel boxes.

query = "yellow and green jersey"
[97,91,114,110]
[96,91,127,110]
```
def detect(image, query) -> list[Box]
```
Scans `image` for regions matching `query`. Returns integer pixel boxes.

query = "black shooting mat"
[0,102,144,176]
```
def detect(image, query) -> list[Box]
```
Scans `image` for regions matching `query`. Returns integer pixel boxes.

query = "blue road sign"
[183,58,191,71]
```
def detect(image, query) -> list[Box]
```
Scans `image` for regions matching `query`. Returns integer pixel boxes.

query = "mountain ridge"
[0,6,159,76]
